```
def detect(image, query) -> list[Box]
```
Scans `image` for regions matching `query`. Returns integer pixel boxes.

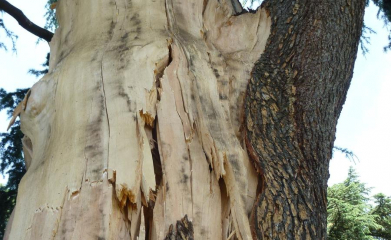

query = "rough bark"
[245,0,366,239]
[4,0,366,239]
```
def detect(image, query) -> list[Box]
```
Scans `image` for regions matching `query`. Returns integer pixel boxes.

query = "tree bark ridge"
[245,0,366,239]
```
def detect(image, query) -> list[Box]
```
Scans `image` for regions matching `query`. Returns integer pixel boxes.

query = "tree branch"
[0,0,54,42]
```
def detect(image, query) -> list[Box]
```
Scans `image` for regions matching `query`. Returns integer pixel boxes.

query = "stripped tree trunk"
[4,0,365,239]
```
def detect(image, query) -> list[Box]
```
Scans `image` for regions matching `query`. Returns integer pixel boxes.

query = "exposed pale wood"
[6,89,30,131]
[7,0,271,239]
[188,131,222,239]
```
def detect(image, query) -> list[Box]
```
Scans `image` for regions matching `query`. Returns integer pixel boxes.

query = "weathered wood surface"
[6,0,270,239]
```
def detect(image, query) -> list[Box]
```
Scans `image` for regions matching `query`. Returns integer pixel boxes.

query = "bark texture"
[245,0,366,239]
[6,0,270,239]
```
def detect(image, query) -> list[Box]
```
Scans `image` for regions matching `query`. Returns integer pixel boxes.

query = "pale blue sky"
[1,1,390,197]
[329,4,391,196]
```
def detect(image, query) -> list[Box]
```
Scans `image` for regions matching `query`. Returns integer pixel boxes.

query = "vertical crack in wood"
[100,59,111,177]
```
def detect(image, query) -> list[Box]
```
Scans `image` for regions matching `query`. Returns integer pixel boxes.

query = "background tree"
[0,88,28,239]
[327,167,381,240]
[371,0,391,50]
[370,193,391,239]
[0,14,17,51]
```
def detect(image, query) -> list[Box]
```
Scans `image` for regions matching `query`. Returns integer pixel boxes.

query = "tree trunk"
[245,0,365,239]
[5,0,365,239]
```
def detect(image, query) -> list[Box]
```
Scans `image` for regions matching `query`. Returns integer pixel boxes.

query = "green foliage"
[371,0,391,51]
[370,193,391,239]
[44,0,58,31]
[360,24,377,55]
[0,185,15,239]
[28,53,50,77]
[327,167,381,240]
[372,0,391,24]
[333,146,359,163]
[0,88,28,238]
[0,14,18,52]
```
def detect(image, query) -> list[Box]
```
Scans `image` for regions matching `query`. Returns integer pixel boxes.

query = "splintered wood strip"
[137,114,157,204]
[151,186,165,239]
[227,230,236,240]
[99,0,167,206]
[163,44,193,140]
[156,70,193,230]
[129,191,142,240]
[188,131,222,239]
[108,183,132,240]
[138,206,146,240]
[162,2,269,239]
[6,89,30,131]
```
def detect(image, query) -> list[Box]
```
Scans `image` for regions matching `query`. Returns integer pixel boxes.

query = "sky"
[0,1,390,197]
[328,4,391,196]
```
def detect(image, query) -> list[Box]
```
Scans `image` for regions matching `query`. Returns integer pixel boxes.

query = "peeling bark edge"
[0,0,54,42]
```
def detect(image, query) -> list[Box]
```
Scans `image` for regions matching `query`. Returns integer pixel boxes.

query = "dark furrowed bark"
[245,0,365,239]
[0,0,53,42]
[164,215,194,240]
